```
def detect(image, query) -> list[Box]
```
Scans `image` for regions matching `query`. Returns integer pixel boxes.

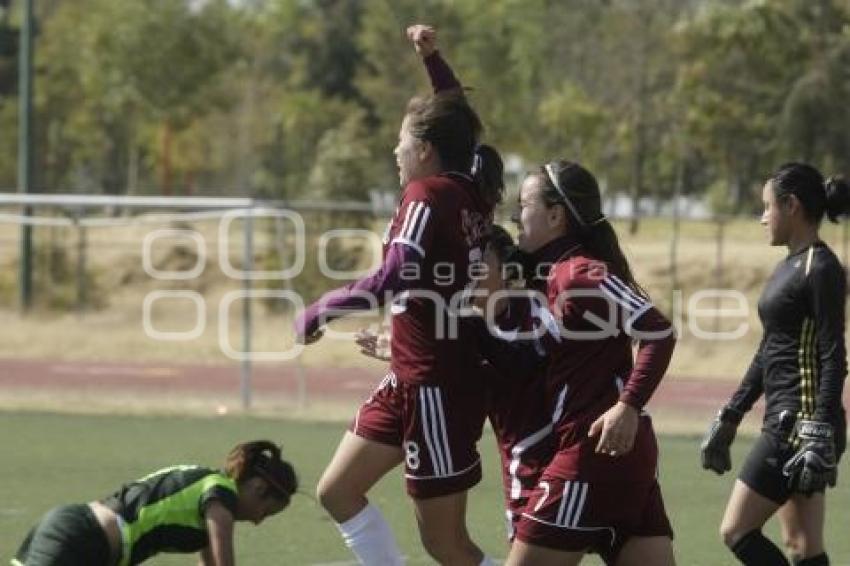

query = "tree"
[31,0,242,195]
[308,109,383,202]
[780,2,850,173]
[673,0,808,214]
[0,23,16,95]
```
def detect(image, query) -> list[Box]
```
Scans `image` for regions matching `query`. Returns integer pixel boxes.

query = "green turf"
[2,411,850,565]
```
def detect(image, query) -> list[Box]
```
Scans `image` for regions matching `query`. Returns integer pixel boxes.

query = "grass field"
[3,411,850,565]
[2,217,850,564]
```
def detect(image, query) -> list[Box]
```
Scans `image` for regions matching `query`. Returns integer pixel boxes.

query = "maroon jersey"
[384,172,490,385]
[486,357,562,537]
[480,295,558,536]
[538,249,675,451]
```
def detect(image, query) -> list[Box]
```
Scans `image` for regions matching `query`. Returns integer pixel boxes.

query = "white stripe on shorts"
[419,388,445,476]
[426,387,450,476]
[556,481,589,528]
[568,483,589,527]
[404,457,480,480]
[432,388,454,474]
[556,481,574,526]
[520,511,616,545]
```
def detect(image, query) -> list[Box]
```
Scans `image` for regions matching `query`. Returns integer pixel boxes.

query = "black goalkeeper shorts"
[738,431,799,504]
[739,423,846,505]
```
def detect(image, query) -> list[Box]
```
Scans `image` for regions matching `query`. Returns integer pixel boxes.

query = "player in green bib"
[12,440,297,566]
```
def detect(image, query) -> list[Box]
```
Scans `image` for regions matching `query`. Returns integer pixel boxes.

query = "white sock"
[479,557,497,566]
[336,503,405,565]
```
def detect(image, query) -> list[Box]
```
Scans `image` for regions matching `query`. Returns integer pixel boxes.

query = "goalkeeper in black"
[701,163,850,566]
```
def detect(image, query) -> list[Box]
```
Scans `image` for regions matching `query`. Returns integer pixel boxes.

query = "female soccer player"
[700,163,849,566]
[408,24,561,546]
[295,28,496,566]
[470,226,558,544]
[12,440,296,566]
[409,23,505,214]
[469,160,677,565]
[357,224,554,544]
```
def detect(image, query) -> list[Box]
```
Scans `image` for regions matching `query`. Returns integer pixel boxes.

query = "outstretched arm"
[407,24,462,93]
[296,183,437,344]
[295,242,424,343]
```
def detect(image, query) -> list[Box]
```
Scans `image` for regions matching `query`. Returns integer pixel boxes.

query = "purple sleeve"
[294,243,422,338]
[423,50,462,93]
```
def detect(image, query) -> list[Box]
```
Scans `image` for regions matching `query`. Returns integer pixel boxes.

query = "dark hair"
[225,440,297,504]
[406,91,482,174]
[482,224,527,282]
[472,144,505,208]
[536,159,643,294]
[482,224,515,262]
[770,162,850,224]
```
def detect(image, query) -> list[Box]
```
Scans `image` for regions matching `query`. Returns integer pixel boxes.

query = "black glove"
[701,407,742,474]
[782,420,837,495]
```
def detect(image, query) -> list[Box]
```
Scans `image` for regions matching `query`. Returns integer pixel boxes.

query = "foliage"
[0,0,847,215]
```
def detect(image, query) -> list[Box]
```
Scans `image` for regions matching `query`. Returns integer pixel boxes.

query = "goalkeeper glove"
[701,406,742,474]
[782,420,837,495]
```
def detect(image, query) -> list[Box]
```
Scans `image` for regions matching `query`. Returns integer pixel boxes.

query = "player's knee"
[719,521,743,549]
[783,528,822,560]
[316,477,349,519]
[782,531,804,557]
[419,528,473,563]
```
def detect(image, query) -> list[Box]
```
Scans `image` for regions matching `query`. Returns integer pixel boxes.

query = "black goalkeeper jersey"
[728,241,847,433]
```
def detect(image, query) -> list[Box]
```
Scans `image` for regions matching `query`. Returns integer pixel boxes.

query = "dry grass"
[0,216,846,382]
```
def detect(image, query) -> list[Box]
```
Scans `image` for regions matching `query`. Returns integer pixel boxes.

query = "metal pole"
[76,217,86,314]
[17,0,33,311]
[240,211,253,410]
[669,158,683,312]
[715,218,724,333]
[275,216,307,409]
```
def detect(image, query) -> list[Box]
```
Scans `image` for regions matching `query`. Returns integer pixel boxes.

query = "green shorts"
[13,504,111,566]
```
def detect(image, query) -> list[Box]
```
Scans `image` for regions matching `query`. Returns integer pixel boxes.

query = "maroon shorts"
[489,380,564,542]
[515,415,673,562]
[350,372,486,499]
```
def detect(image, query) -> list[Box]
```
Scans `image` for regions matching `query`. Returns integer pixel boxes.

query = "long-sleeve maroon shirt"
[537,238,675,415]
[473,236,676,432]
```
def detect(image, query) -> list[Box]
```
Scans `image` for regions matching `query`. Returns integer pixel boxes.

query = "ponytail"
[536,159,646,296]
[471,144,505,209]
[582,220,646,297]
[225,440,297,501]
[825,176,850,223]
[770,162,850,224]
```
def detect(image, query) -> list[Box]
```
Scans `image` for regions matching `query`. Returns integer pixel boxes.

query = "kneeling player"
[12,440,296,566]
